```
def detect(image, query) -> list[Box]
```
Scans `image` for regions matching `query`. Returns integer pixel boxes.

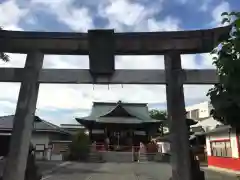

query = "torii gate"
[0,26,230,180]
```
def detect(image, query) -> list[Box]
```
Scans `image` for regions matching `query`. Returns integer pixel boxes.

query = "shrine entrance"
[108,131,131,151]
[0,26,230,180]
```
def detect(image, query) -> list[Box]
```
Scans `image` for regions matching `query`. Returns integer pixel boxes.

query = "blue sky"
[0,0,238,125]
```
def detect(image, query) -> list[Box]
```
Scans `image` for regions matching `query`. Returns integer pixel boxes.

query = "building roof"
[0,115,70,135]
[60,124,85,129]
[191,116,222,131]
[186,118,198,126]
[204,125,231,135]
[76,101,163,126]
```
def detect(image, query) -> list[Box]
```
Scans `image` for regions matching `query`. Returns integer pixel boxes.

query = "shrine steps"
[100,151,134,162]
[88,152,104,162]
[88,151,170,163]
[138,153,148,162]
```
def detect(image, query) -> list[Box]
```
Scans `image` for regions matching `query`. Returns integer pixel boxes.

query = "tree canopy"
[149,109,168,136]
[207,11,240,128]
[149,109,167,120]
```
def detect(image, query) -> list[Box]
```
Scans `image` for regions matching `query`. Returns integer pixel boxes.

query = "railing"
[91,144,144,152]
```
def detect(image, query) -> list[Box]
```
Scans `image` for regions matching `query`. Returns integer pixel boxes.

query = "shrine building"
[76,101,163,151]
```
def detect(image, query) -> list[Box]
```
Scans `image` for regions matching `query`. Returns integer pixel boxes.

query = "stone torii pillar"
[164,51,191,180]
[3,52,44,180]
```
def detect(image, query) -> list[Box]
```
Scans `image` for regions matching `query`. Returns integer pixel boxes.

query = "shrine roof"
[76,101,163,125]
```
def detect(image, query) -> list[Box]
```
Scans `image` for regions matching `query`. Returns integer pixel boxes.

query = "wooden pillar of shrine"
[3,52,44,180]
[89,129,93,142]
[164,51,191,180]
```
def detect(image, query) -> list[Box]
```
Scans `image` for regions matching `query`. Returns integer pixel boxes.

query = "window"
[211,141,232,158]
[35,144,45,151]
[191,109,199,119]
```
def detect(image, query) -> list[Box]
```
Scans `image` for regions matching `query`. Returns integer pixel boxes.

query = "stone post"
[46,148,51,161]
[164,51,191,180]
[3,52,44,180]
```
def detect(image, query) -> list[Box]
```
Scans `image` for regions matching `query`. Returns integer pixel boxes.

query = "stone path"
[0,160,62,176]
[43,162,239,180]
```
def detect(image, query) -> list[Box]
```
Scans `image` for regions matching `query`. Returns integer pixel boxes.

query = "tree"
[0,27,10,62]
[149,109,198,137]
[207,11,240,128]
[149,109,167,120]
[149,109,168,136]
[68,131,91,161]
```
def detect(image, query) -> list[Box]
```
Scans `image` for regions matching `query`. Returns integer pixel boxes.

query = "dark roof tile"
[0,115,70,135]
[76,101,163,124]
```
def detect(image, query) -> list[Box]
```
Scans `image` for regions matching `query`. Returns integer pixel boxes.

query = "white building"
[186,101,213,120]
[186,101,222,132]
[205,125,240,171]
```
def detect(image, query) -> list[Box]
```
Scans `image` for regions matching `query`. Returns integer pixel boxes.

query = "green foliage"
[68,131,91,161]
[0,27,10,62]
[149,109,167,120]
[207,11,240,127]
[0,52,9,62]
[149,109,168,136]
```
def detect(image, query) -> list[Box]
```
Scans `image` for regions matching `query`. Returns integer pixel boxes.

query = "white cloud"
[147,16,181,31]
[31,0,94,31]
[199,0,212,12]
[98,0,162,31]
[37,84,93,110]
[43,55,89,69]
[182,54,198,69]
[116,56,164,69]
[0,53,27,67]
[0,0,27,30]
[0,100,16,116]
[182,53,215,69]
[211,1,230,26]
[102,0,146,26]
[198,53,215,69]
[59,7,93,31]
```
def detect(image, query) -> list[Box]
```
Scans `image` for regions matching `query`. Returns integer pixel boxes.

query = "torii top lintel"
[0,26,230,55]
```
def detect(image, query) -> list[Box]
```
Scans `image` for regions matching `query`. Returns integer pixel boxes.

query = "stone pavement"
[203,167,239,180]
[37,161,67,174]
[42,162,239,180]
[0,160,62,176]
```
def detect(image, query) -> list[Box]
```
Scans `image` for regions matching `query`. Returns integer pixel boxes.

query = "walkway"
[42,162,238,180]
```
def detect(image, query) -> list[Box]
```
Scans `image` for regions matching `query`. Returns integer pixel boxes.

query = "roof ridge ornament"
[117,100,122,104]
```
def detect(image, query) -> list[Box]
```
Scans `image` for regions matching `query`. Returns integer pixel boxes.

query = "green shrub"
[68,131,91,161]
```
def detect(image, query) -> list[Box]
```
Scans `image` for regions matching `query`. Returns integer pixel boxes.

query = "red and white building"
[205,125,240,171]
